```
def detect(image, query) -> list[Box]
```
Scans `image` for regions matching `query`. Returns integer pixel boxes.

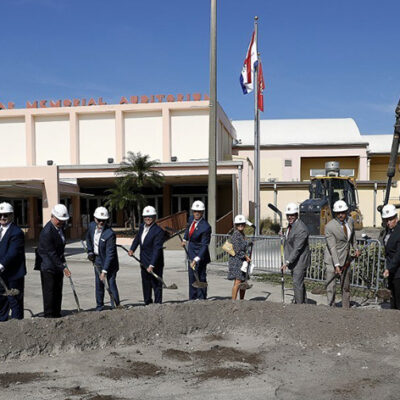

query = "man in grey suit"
[324,200,360,308]
[281,202,310,304]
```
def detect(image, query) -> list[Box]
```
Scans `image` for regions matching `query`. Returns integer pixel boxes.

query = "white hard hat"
[285,202,299,215]
[94,206,109,220]
[234,214,247,224]
[382,204,397,219]
[142,206,157,217]
[332,200,349,213]
[51,204,69,221]
[191,200,205,211]
[0,202,13,213]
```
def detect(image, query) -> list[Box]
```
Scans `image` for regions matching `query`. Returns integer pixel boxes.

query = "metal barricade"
[212,234,384,293]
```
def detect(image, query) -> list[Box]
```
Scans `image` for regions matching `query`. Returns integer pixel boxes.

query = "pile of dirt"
[1,300,399,360]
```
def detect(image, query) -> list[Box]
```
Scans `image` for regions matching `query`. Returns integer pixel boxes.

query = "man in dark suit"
[0,202,26,321]
[281,202,310,304]
[35,203,71,318]
[181,200,211,300]
[382,204,400,309]
[129,206,164,305]
[86,206,120,310]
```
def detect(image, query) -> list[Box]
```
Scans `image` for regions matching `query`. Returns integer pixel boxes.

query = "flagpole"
[253,16,260,236]
[208,0,217,259]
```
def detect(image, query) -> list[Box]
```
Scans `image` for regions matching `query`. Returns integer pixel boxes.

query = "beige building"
[0,96,396,238]
[232,119,394,228]
[0,98,251,239]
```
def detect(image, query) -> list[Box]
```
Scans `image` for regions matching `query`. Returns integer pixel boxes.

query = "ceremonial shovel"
[0,275,20,297]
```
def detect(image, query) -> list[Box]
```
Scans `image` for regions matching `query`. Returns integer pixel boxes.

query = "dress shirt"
[0,223,11,271]
[94,227,103,255]
[141,223,153,244]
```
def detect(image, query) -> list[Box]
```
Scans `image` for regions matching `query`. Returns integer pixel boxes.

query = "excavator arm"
[378,98,400,213]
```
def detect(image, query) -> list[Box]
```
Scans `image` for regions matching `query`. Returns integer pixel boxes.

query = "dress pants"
[188,261,207,300]
[0,277,24,321]
[326,265,351,308]
[388,276,400,310]
[140,267,163,305]
[94,265,120,310]
[40,269,63,318]
[291,266,307,304]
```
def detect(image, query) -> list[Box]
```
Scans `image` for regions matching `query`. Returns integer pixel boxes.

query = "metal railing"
[212,233,385,293]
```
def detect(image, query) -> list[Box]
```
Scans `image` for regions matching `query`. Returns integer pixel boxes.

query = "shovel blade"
[239,282,253,290]
[166,283,178,290]
[192,281,208,289]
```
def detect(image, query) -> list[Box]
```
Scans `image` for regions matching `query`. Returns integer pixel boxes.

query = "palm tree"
[109,152,164,227]
[117,151,164,187]
[105,177,145,229]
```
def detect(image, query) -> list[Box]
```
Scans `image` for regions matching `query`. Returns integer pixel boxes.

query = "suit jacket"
[35,221,66,273]
[284,219,310,270]
[183,217,211,265]
[86,221,119,273]
[130,223,164,269]
[324,217,356,269]
[384,222,400,279]
[0,223,26,281]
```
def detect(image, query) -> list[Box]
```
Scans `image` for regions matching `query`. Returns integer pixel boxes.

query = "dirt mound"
[1,300,399,361]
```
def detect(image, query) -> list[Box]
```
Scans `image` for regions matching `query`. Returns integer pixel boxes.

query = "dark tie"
[343,223,348,239]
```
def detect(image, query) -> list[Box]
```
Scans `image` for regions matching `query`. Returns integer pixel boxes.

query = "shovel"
[81,240,122,309]
[117,245,177,290]
[0,275,20,297]
[65,269,81,312]
[164,227,207,289]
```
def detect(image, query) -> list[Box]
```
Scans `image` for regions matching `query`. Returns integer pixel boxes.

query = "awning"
[0,180,93,199]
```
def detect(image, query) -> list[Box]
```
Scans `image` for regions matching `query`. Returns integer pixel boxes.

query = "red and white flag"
[240,31,257,94]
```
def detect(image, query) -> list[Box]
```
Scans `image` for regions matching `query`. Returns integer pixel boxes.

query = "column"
[70,195,82,239]
[26,197,38,240]
[162,106,171,162]
[70,111,79,164]
[115,110,125,163]
[25,113,35,166]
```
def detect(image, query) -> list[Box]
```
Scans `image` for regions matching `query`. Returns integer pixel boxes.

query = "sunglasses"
[0,213,11,218]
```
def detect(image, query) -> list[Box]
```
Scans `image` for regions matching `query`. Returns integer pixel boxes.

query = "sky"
[0,0,399,134]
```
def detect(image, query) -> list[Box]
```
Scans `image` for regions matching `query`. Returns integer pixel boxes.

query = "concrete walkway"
[20,240,338,319]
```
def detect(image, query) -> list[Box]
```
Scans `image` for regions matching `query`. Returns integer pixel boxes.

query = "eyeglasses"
[0,213,11,218]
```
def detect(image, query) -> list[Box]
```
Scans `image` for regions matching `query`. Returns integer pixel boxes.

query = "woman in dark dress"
[382,204,400,309]
[228,215,251,300]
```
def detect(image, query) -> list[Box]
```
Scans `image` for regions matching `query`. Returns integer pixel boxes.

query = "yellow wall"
[369,156,400,181]
[301,157,359,181]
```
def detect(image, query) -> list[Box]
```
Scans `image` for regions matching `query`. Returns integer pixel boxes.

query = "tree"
[106,152,164,228]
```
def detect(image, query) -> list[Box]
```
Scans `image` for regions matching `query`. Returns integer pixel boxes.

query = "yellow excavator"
[299,161,363,235]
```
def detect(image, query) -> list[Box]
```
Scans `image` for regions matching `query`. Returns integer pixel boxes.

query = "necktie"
[342,223,348,239]
[286,225,291,237]
[189,221,197,238]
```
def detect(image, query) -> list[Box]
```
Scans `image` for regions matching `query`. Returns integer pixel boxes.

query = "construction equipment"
[300,161,363,235]
[117,244,178,290]
[268,203,285,303]
[377,98,400,213]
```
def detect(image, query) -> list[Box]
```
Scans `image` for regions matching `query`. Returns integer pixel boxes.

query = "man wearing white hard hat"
[85,206,120,310]
[381,204,400,309]
[324,200,360,308]
[281,202,310,304]
[0,202,26,321]
[35,204,71,318]
[129,206,165,305]
[181,200,211,300]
